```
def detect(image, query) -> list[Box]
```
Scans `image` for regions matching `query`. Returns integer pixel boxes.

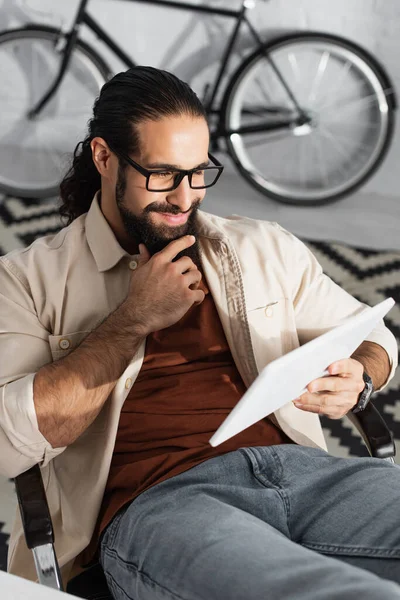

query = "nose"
[166,175,195,213]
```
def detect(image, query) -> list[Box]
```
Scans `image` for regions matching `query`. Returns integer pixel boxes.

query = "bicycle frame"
[29,0,305,139]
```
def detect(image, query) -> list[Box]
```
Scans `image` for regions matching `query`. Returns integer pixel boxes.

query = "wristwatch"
[351,371,374,413]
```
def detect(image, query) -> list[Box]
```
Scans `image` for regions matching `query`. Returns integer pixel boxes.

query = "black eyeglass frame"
[108,145,224,192]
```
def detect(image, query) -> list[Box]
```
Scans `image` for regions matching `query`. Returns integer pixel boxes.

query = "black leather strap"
[14,463,54,549]
[351,371,374,414]
[349,401,396,459]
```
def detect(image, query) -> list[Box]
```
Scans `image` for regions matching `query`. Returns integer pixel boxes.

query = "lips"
[156,212,189,225]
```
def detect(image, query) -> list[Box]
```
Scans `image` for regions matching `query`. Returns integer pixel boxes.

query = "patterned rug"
[0,194,399,571]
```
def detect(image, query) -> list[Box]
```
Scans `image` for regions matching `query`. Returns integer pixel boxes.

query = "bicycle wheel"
[0,26,111,198]
[221,32,396,206]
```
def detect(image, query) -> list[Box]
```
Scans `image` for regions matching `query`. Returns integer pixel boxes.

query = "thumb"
[138,243,151,264]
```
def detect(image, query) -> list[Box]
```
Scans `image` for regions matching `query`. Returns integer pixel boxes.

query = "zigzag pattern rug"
[0,194,399,572]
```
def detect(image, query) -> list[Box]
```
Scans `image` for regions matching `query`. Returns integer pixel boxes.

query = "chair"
[13,402,396,599]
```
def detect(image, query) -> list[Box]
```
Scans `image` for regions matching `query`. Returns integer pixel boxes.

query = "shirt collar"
[85,193,228,273]
[85,192,129,272]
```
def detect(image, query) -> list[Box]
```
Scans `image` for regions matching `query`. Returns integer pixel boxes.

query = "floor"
[205,154,400,252]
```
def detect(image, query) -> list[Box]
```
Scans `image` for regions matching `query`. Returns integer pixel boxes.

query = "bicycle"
[0,0,396,205]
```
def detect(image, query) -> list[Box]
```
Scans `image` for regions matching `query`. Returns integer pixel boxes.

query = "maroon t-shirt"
[84,276,292,562]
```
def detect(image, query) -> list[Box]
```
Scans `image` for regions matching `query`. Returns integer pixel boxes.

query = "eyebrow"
[144,160,210,170]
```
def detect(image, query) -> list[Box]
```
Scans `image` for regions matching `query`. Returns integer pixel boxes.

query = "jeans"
[99,445,400,599]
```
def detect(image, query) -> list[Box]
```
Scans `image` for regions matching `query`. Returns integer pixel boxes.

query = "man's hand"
[292,358,365,419]
[122,235,205,336]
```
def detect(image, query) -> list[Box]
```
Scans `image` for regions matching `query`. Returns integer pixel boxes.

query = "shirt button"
[59,338,71,350]
[129,260,138,271]
[125,377,132,390]
[265,306,274,318]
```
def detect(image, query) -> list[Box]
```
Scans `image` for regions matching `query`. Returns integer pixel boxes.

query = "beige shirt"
[0,195,397,584]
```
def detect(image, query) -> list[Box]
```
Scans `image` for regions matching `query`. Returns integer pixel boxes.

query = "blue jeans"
[100,445,400,599]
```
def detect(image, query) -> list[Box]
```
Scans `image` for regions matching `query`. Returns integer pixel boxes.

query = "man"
[0,66,399,599]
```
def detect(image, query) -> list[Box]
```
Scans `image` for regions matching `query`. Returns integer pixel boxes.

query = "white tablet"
[209,297,395,447]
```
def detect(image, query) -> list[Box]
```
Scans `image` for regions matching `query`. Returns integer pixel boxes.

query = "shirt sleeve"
[0,258,66,478]
[277,225,398,390]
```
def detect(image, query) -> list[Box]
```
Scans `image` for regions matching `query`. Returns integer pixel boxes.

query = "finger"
[293,402,345,419]
[294,403,323,415]
[174,255,198,274]
[192,289,205,306]
[295,392,331,408]
[307,376,361,394]
[295,390,356,410]
[328,358,363,377]
[189,280,200,291]
[295,391,337,405]
[307,376,347,394]
[157,235,196,263]
[184,268,202,287]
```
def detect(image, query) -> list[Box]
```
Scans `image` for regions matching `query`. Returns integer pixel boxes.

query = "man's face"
[115,115,210,264]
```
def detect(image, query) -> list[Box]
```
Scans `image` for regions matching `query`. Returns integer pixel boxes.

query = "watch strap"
[352,371,374,414]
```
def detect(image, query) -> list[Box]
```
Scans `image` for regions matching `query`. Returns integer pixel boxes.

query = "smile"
[156,212,190,225]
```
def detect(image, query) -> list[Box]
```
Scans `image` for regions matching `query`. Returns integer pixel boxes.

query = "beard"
[116,165,202,268]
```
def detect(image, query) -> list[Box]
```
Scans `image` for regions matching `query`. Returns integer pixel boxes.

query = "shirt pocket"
[246,297,299,371]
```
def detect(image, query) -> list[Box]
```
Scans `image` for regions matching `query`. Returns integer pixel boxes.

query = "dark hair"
[59,66,207,225]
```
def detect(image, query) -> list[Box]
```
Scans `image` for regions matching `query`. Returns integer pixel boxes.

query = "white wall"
[0,0,399,198]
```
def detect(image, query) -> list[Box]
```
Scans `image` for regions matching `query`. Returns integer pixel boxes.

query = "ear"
[90,137,116,179]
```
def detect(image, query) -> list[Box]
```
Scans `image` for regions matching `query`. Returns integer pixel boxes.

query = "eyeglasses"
[108,144,224,192]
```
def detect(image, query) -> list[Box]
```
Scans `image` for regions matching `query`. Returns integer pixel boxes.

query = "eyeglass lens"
[148,168,220,191]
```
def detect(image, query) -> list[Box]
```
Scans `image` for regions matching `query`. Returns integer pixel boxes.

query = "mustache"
[144,198,202,215]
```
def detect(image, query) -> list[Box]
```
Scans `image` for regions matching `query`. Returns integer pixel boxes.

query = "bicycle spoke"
[320,120,378,146]
[267,138,302,177]
[287,52,301,84]
[318,126,357,165]
[287,136,304,185]
[321,133,373,155]
[318,133,352,178]
[31,41,39,105]
[307,50,330,105]
[299,136,311,187]
[311,133,331,187]
[317,91,382,114]
[322,115,381,129]
[315,59,353,109]
[239,129,296,148]
[318,124,375,158]
[252,75,274,107]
